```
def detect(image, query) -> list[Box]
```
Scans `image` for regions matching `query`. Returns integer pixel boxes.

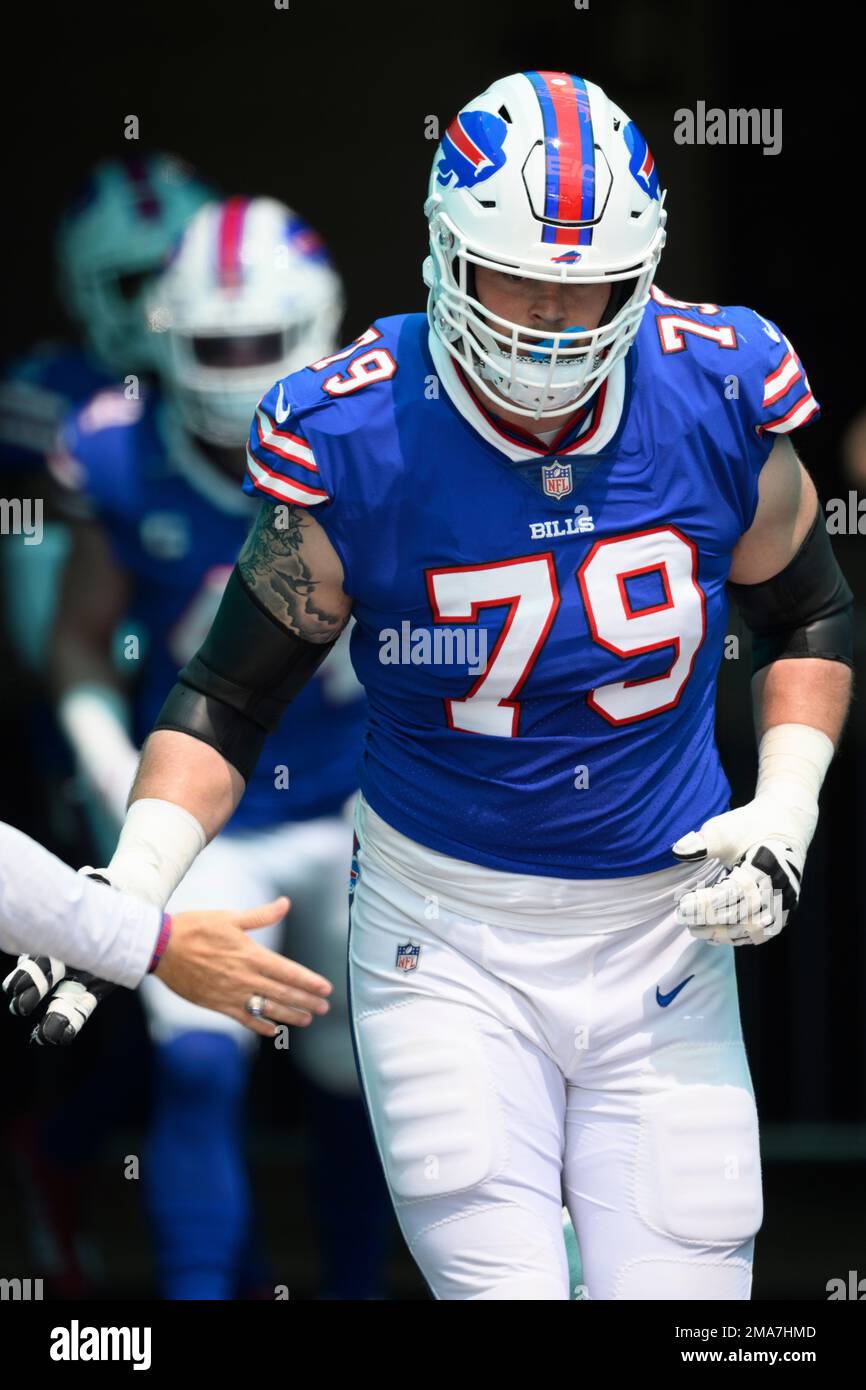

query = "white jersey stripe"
[255,407,318,471]
[758,391,819,435]
[245,448,329,505]
[783,333,812,393]
[763,350,800,406]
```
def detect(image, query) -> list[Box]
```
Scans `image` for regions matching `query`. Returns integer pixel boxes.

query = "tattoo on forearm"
[238,505,344,642]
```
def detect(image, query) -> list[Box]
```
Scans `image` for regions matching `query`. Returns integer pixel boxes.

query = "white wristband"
[754,722,835,854]
[106,799,207,911]
[756,723,835,807]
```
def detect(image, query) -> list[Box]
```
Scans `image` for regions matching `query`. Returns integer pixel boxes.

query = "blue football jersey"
[53,387,368,831]
[0,341,114,472]
[244,288,820,878]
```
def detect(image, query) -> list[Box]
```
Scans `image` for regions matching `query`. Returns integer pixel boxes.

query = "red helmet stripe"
[528,71,595,246]
[540,72,587,223]
[217,197,249,288]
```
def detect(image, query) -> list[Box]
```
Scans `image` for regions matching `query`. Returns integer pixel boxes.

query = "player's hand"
[154,898,333,1038]
[2,956,116,1044]
[1,865,118,1043]
[671,796,807,946]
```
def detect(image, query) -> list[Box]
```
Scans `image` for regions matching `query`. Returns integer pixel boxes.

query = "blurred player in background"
[1,155,214,1297]
[45,196,390,1299]
[0,154,213,679]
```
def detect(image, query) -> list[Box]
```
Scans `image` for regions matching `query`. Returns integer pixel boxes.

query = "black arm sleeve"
[153,566,340,781]
[727,510,853,675]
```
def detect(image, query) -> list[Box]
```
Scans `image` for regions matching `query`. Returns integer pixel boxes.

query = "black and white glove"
[673,815,802,946]
[2,869,116,1044]
[671,724,834,947]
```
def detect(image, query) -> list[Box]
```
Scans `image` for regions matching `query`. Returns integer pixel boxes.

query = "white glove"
[672,724,834,946]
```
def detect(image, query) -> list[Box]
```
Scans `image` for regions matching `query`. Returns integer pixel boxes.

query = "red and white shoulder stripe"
[246,400,331,507]
[758,334,819,436]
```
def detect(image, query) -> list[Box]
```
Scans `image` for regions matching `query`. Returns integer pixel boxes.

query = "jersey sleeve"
[0,345,113,474]
[747,312,820,452]
[242,316,407,596]
[243,378,333,509]
[45,403,100,520]
[0,363,67,469]
[46,389,144,522]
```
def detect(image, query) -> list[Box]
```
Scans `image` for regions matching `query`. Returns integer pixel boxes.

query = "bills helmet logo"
[624,121,660,201]
[395,941,421,972]
[285,214,331,265]
[437,110,508,189]
[542,462,573,498]
[551,250,582,264]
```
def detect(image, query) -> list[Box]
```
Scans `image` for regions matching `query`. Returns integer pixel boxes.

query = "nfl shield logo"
[396,941,421,972]
[348,832,360,900]
[542,462,573,498]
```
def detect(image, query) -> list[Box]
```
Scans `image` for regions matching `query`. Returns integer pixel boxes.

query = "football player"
[0,156,215,1300]
[38,197,389,1299]
[0,153,213,672]
[31,74,855,1299]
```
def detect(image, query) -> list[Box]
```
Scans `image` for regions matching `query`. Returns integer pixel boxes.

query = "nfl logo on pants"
[542,462,573,498]
[395,941,421,972]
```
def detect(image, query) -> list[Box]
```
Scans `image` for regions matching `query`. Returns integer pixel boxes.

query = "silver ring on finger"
[245,994,268,1018]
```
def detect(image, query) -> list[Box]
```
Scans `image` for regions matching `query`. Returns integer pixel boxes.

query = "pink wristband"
[148,914,173,973]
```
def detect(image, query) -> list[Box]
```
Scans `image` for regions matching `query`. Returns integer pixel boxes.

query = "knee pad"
[615,1250,754,1300]
[153,1032,248,1110]
[355,1000,507,1202]
[634,1043,763,1248]
[418,1203,569,1301]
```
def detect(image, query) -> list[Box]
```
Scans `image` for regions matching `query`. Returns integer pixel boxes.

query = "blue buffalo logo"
[437,110,508,189]
[624,121,660,201]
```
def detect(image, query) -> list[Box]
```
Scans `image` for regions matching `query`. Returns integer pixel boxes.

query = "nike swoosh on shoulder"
[274,384,291,424]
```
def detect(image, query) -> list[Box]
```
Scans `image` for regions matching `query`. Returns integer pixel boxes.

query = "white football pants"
[139,812,358,1094]
[348,796,763,1300]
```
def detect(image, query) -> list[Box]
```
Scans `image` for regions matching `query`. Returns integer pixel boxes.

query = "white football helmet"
[424,71,667,419]
[55,154,214,372]
[145,196,344,445]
